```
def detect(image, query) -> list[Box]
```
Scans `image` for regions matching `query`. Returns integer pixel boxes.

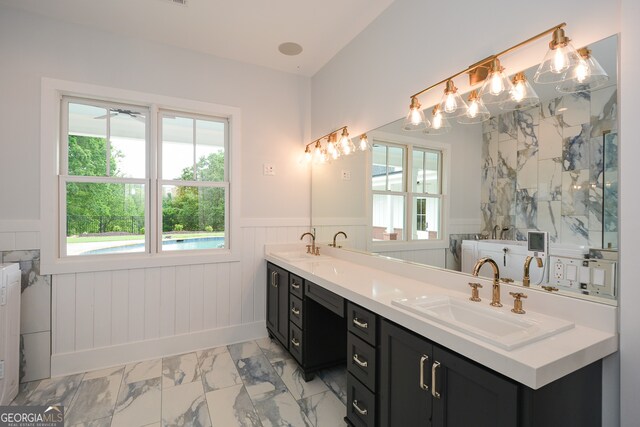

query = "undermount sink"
[392,295,574,350]
[270,251,328,262]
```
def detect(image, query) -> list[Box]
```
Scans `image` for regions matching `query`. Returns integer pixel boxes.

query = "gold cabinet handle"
[290,337,300,347]
[352,353,368,368]
[431,361,441,399]
[291,306,300,316]
[271,271,278,288]
[352,400,368,416]
[291,282,300,290]
[352,317,368,329]
[419,354,429,391]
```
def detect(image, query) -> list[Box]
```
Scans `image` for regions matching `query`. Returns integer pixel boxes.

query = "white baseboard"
[50,321,267,377]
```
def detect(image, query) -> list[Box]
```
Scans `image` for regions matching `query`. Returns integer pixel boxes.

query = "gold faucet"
[523,256,544,287]
[331,231,347,248]
[300,231,318,255]
[472,257,502,307]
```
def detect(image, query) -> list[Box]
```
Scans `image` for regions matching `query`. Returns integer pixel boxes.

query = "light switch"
[566,264,578,281]
[593,268,606,287]
[341,170,351,180]
[263,164,275,176]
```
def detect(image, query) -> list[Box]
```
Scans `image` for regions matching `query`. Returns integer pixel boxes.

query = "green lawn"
[67,232,224,243]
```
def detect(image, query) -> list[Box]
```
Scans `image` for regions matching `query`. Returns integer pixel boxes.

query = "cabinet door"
[431,345,518,427]
[379,320,433,427]
[266,264,288,345]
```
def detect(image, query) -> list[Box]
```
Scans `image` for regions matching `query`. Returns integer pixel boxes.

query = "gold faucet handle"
[541,285,559,292]
[500,277,514,283]
[509,292,527,314]
[306,245,312,253]
[468,282,483,302]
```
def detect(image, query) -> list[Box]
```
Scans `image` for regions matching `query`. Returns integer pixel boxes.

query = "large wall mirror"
[311,34,618,305]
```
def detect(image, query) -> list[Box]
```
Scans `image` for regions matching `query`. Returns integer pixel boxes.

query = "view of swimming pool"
[82,237,225,255]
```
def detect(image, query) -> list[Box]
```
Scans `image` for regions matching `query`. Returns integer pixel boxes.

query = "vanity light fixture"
[457,90,490,124]
[403,23,607,131]
[303,126,359,165]
[440,80,468,116]
[556,47,609,93]
[500,72,540,111]
[534,27,581,84]
[358,134,371,151]
[402,97,429,131]
[424,105,452,135]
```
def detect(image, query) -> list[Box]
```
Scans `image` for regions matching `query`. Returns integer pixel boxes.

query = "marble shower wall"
[0,250,51,383]
[481,86,618,248]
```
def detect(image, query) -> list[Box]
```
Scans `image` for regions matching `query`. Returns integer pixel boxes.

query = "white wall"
[0,6,313,375]
[311,0,628,424]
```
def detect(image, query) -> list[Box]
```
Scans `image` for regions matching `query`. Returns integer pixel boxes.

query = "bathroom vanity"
[265,245,617,427]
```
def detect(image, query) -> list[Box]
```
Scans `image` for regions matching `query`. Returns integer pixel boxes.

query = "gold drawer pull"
[352,399,368,416]
[431,361,441,399]
[352,353,368,368]
[352,317,368,329]
[419,354,429,391]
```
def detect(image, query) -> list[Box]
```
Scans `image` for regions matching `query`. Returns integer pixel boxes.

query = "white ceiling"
[1,0,395,76]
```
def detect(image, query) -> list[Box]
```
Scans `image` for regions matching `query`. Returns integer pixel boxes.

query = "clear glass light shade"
[358,134,371,151]
[479,61,514,104]
[534,28,582,84]
[500,73,540,110]
[326,139,340,159]
[556,51,610,93]
[403,97,429,131]
[424,106,452,135]
[457,91,490,124]
[303,147,312,163]
[339,133,356,156]
[439,81,468,117]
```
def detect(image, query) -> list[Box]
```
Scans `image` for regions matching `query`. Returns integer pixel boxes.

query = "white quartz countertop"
[265,245,618,389]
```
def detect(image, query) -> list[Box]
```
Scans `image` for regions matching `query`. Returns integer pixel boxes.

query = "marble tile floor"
[11,337,349,427]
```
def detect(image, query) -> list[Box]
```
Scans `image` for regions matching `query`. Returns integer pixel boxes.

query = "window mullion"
[106,110,111,177]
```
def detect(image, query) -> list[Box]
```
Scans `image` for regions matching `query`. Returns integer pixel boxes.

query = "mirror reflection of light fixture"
[440,80,468,117]
[479,58,514,104]
[556,47,609,93]
[534,27,581,84]
[424,105,451,135]
[339,128,356,155]
[500,72,540,110]
[358,134,371,151]
[303,126,361,164]
[326,133,340,160]
[457,90,490,124]
[402,97,429,131]
[403,23,610,132]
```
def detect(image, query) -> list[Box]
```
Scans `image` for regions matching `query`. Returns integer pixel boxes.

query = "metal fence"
[67,215,145,236]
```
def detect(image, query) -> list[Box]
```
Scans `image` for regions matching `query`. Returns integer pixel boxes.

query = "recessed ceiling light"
[278,42,303,56]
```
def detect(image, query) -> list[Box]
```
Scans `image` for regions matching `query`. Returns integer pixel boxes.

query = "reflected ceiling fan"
[95,108,146,122]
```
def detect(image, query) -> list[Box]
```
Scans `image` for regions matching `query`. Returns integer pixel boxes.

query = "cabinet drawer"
[289,274,304,299]
[289,295,303,328]
[305,281,344,317]
[347,373,376,427]
[347,302,378,346]
[347,333,376,392]
[289,323,303,364]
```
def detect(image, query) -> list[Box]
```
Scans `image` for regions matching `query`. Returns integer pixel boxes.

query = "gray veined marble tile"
[497,139,517,180]
[480,167,496,204]
[200,346,243,393]
[541,96,562,118]
[123,358,162,384]
[162,352,200,388]
[316,366,347,406]
[205,384,262,427]
[537,201,561,243]
[482,129,498,169]
[253,389,312,427]
[482,116,498,134]
[298,390,348,427]
[19,267,51,334]
[515,189,537,229]
[515,108,539,149]
[111,377,161,427]
[589,136,604,185]
[2,250,40,262]
[255,337,291,364]
[561,92,591,127]
[561,170,589,216]
[603,170,618,233]
[538,158,563,201]
[10,380,41,406]
[65,370,123,425]
[495,178,516,217]
[498,111,517,141]
[516,147,538,190]
[70,416,112,427]
[590,86,617,136]
[162,380,211,427]
[538,115,563,160]
[23,373,84,407]
[228,341,262,362]
[480,203,497,237]
[83,366,124,381]
[272,358,329,401]
[561,215,589,246]
[563,124,591,171]
[589,185,604,232]
[235,354,287,399]
[604,132,618,173]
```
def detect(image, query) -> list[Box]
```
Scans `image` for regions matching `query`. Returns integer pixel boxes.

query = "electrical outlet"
[341,170,351,180]
[263,164,275,176]
[554,262,564,279]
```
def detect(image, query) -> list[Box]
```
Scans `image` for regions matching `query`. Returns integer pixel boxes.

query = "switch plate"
[341,170,351,180]
[263,164,275,176]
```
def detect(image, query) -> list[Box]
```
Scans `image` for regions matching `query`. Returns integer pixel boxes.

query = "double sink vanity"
[264,243,617,427]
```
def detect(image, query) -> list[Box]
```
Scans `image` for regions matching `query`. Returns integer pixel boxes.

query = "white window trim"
[367,130,451,253]
[41,78,242,274]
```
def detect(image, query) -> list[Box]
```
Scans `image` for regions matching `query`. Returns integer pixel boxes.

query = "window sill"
[40,249,240,275]
[371,239,449,253]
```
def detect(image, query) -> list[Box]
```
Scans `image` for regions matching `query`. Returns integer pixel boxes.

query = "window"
[371,141,442,242]
[61,97,229,257]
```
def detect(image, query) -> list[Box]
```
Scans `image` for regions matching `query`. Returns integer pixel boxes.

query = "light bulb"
[575,58,589,83]
[432,110,443,129]
[444,93,457,113]
[512,80,525,102]
[409,108,422,125]
[490,72,503,95]
[304,148,312,163]
[467,100,479,118]
[552,48,568,73]
[359,134,369,151]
